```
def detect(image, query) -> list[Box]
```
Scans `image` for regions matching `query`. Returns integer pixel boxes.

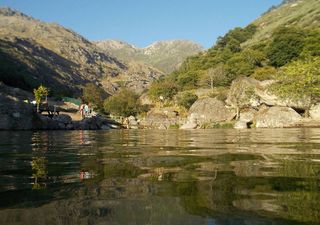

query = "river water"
[0,129,320,225]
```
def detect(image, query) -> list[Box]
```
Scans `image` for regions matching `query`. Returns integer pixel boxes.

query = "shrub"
[148,79,178,101]
[251,66,277,81]
[176,92,198,109]
[266,27,305,67]
[104,89,141,117]
[271,57,320,105]
[177,71,199,90]
[82,83,108,110]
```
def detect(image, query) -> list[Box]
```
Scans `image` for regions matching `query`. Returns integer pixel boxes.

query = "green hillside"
[148,0,320,103]
[247,0,320,46]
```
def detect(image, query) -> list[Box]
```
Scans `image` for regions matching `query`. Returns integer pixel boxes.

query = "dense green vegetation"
[272,57,320,108]
[103,89,142,117]
[176,91,198,109]
[148,24,320,104]
[82,83,108,110]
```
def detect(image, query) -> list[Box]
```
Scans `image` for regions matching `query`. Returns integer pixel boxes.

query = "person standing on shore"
[79,103,85,119]
[84,104,89,117]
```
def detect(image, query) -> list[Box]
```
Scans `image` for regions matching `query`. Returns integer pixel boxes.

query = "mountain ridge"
[0,7,163,95]
[94,39,204,74]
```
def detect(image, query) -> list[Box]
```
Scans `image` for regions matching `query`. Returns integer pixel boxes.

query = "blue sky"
[1,0,282,48]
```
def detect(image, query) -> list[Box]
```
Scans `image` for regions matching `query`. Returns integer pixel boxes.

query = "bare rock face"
[310,104,320,121]
[254,106,302,128]
[189,97,236,124]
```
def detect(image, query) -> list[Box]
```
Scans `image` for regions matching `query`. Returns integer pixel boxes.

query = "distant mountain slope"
[95,40,204,74]
[245,0,320,46]
[0,8,163,95]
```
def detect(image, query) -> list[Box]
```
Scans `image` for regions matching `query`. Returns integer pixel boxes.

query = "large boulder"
[52,114,72,124]
[310,104,320,121]
[239,108,257,123]
[140,107,180,129]
[0,89,35,130]
[226,77,261,109]
[234,121,248,129]
[226,77,311,110]
[180,113,198,129]
[253,106,302,128]
[255,80,311,110]
[188,97,236,124]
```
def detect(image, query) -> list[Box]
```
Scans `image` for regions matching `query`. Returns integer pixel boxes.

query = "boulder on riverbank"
[139,107,182,129]
[310,104,320,121]
[253,106,302,128]
[0,83,35,130]
[38,115,121,130]
[226,77,311,111]
[188,97,236,124]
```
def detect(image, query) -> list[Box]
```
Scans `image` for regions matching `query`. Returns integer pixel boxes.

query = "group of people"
[79,103,90,119]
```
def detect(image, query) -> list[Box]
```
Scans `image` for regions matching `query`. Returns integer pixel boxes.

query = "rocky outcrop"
[140,107,181,129]
[0,83,35,130]
[310,104,320,121]
[234,121,248,129]
[180,113,198,129]
[38,115,120,130]
[0,83,120,130]
[226,77,260,110]
[239,108,257,123]
[233,108,258,129]
[226,77,311,111]
[253,106,302,128]
[188,97,236,124]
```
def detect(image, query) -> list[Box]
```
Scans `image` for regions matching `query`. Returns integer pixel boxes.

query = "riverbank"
[0,82,121,130]
[1,81,320,130]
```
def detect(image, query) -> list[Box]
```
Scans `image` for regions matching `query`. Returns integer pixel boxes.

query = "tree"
[104,89,141,117]
[33,85,49,112]
[266,27,305,67]
[177,71,199,90]
[82,83,108,110]
[201,65,227,92]
[251,66,277,81]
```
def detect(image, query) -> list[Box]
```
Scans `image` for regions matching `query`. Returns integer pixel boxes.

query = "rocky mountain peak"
[0,7,29,18]
[95,39,204,73]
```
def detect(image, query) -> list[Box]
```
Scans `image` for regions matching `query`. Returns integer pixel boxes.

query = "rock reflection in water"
[0,129,320,225]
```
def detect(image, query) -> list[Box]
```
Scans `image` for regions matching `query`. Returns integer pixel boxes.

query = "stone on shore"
[310,104,320,121]
[254,106,302,128]
[189,97,236,124]
[234,121,248,129]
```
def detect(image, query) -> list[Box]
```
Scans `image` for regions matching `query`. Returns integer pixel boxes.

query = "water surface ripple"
[0,129,320,225]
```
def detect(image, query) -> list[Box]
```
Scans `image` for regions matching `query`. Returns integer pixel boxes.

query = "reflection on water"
[0,129,320,225]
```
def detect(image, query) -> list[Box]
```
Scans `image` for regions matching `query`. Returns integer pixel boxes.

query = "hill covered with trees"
[148,0,320,104]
